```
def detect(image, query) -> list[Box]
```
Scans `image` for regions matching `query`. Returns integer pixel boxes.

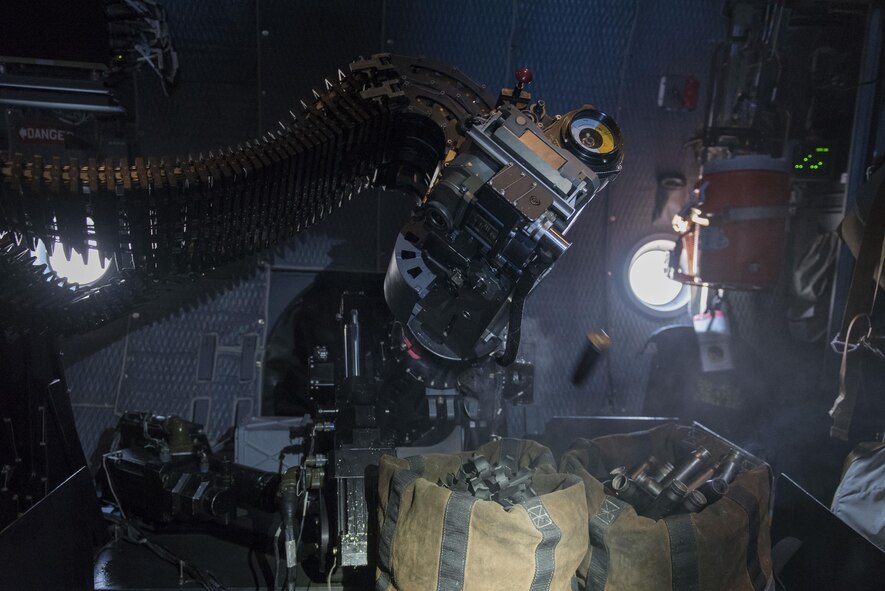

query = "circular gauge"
[560,108,623,172]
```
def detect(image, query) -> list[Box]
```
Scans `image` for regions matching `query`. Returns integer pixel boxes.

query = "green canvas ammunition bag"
[376,438,589,591]
[560,424,772,591]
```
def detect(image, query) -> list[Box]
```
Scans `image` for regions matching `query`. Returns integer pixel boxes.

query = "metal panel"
[258,0,384,133]
[384,0,514,92]
[68,274,267,457]
[0,467,96,590]
[128,0,260,155]
[510,0,639,115]
[600,0,727,418]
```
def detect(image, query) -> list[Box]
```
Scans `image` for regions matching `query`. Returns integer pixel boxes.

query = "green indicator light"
[804,157,809,162]
[815,147,830,153]
[818,161,823,166]
[796,164,804,169]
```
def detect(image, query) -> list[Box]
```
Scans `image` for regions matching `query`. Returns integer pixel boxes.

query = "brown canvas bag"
[377,438,589,591]
[560,424,772,591]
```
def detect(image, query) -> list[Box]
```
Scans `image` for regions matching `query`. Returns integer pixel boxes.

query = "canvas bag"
[560,424,772,591]
[831,441,885,550]
[376,438,589,591]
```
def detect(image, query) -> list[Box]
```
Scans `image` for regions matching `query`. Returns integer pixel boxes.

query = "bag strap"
[586,495,631,590]
[406,454,426,473]
[727,484,768,591]
[665,514,699,591]
[376,571,393,591]
[521,497,563,591]
[437,492,479,591]
[377,467,423,585]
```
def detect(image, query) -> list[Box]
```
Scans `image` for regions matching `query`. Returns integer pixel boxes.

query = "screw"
[529,196,541,206]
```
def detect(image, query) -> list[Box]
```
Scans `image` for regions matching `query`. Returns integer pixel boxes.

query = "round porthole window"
[44,243,111,285]
[30,217,113,286]
[625,236,690,316]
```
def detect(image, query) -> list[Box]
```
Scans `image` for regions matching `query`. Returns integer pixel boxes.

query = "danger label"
[17,125,73,144]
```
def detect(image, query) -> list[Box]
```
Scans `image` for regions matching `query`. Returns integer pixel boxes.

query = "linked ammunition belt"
[0,54,493,334]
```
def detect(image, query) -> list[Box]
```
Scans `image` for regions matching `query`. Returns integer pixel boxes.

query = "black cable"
[273,524,283,591]
[497,262,545,367]
[277,444,302,477]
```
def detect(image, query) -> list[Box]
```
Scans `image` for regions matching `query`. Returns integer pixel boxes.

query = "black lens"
[578,127,603,150]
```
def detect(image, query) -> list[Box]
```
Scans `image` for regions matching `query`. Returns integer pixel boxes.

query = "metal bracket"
[488,164,554,220]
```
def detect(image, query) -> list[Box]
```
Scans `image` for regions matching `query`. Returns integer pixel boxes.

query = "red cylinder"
[678,155,790,289]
